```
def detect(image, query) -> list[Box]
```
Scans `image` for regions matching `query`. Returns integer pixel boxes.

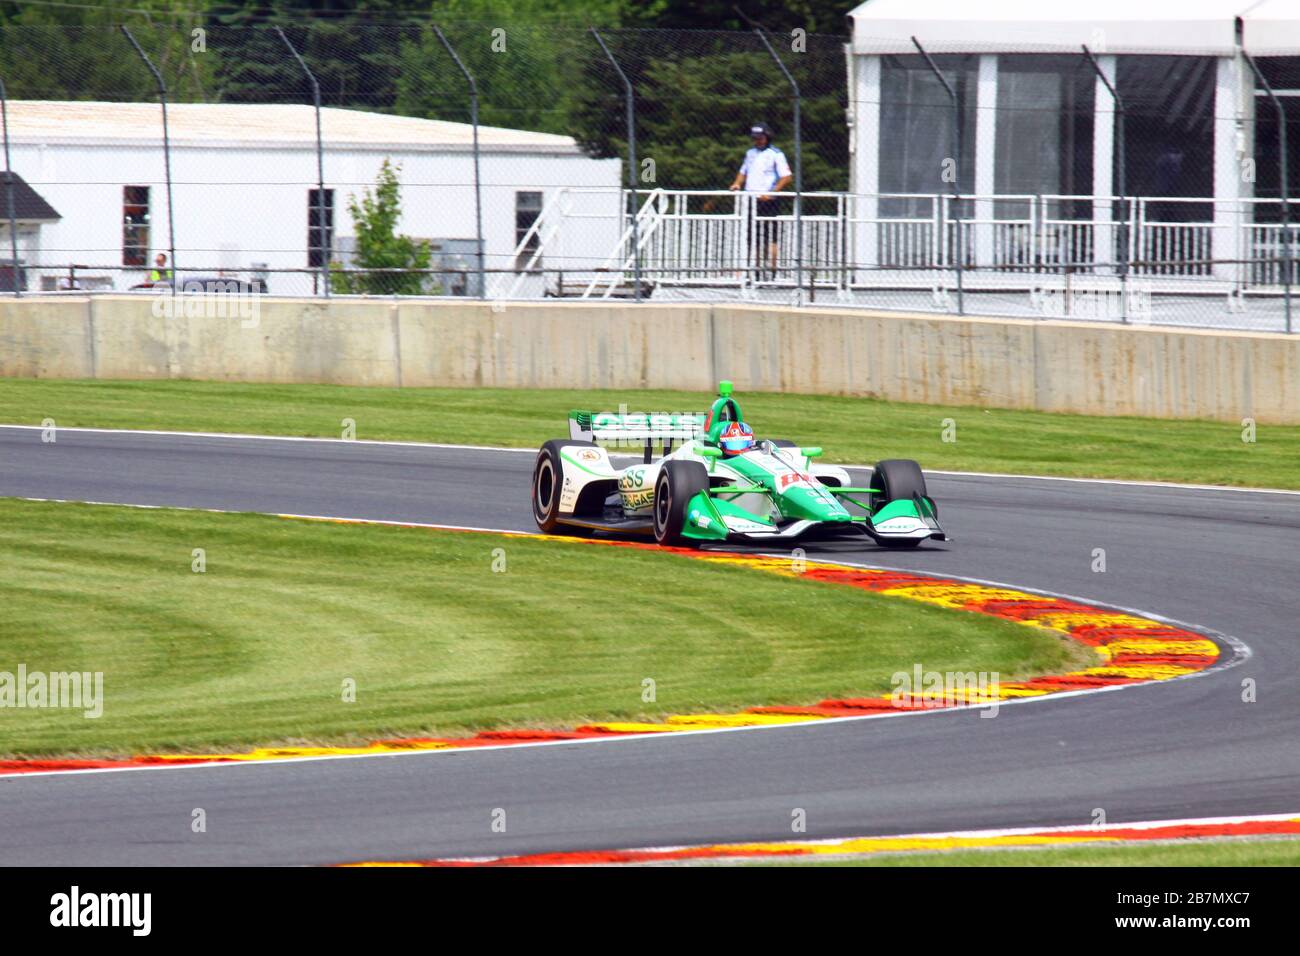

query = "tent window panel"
[1252,56,1300,215]
[878,54,978,219]
[994,55,1095,222]
[1117,55,1216,217]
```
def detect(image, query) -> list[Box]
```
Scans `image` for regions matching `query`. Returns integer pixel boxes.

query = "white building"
[0,171,61,291]
[1,101,621,295]
[844,0,1300,281]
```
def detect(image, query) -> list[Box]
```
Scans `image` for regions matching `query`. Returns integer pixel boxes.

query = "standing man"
[729,122,792,281]
[150,252,173,285]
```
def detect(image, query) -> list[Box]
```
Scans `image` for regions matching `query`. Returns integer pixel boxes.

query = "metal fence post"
[742,13,802,305]
[433,26,485,300]
[912,36,963,315]
[591,27,641,301]
[121,27,177,293]
[276,25,330,298]
[1082,45,1128,322]
[0,76,20,296]
[1243,49,1291,333]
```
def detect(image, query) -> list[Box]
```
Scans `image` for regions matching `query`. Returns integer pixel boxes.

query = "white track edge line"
[422,809,1300,863]
[1,424,1295,496]
[0,423,533,454]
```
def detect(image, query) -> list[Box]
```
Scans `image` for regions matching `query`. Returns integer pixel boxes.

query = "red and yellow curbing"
[340,813,1300,866]
[0,525,1223,776]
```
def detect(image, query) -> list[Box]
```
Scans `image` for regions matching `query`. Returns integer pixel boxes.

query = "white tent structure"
[845,0,1300,282]
[848,0,1300,56]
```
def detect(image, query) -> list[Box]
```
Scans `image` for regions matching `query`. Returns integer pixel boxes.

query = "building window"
[308,188,334,268]
[515,190,543,271]
[122,186,150,267]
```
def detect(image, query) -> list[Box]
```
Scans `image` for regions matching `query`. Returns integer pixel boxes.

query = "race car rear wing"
[569,410,707,461]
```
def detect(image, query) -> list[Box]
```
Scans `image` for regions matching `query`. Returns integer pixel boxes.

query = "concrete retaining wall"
[2,295,1297,423]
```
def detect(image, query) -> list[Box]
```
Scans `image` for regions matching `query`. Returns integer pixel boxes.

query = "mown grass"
[0,498,1083,758]
[0,378,1294,488]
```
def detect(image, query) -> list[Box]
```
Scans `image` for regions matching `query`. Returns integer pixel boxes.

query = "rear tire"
[653,460,710,547]
[532,440,599,535]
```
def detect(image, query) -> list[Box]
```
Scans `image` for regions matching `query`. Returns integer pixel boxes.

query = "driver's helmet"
[717,421,756,457]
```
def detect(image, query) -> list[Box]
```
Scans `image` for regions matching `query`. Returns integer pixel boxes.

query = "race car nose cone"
[779,485,852,523]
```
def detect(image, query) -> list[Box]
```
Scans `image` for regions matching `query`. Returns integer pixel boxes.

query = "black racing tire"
[532,439,598,535]
[871,458,927,508]
[871,459,931,549]
[653,460,710,547]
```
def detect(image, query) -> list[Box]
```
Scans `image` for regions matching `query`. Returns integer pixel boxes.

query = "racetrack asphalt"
[0,425,1297,866]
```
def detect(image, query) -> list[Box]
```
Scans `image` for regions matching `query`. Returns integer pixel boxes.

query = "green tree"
[573,45,847,192]
[624,0,847,33]
[0,1,215,102]
[206,3,412,110]
[332,158,432,295]
[393,0,624,135]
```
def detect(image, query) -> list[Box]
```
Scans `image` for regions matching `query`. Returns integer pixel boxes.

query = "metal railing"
[499,188,1298,294]
[18,185,1300,333]
[460,186,1299,330]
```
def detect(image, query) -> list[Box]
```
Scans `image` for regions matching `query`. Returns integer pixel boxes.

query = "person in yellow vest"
[149,252,173,284]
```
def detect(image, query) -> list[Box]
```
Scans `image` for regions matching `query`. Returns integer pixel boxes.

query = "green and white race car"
[531,381,946,548]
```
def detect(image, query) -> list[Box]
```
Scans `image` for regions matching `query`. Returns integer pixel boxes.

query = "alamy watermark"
[1032,282,1153,321]
[0,665,103,718]
[150,283,261,329]
[50,886,150,936]
[891,664,1001,717]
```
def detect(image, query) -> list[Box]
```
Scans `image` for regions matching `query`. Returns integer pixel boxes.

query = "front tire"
[653,460,710,547]
[871,459,930,549]
[870,458,928,510]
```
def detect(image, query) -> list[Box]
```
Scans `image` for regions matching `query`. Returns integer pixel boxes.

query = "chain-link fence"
[0,15,1296,332]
